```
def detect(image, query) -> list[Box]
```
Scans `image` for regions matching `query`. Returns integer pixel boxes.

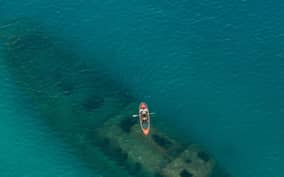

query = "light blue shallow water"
[1,0,284,177]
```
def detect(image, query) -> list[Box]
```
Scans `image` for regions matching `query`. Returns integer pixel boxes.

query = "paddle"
[132,112,156,118]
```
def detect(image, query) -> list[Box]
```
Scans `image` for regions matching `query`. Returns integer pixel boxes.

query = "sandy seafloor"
[0,0,284,177]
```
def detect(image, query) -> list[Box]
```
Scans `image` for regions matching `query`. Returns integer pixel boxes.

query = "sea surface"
[1,0,284,177]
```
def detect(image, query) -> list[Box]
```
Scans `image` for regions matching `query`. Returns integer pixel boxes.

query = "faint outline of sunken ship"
[0,19,230,177]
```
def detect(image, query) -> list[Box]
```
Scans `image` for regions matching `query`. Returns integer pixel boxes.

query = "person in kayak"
[140,109,149,122]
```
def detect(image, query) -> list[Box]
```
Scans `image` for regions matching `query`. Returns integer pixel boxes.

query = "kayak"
[139,102,150,136]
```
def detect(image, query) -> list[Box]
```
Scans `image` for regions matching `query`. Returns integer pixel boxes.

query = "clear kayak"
[139,102,150,136]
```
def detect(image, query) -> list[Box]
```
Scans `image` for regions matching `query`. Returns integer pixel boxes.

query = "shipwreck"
[0,19,229,177]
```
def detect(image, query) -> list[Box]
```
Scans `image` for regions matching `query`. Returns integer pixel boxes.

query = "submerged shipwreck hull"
[96,104,215,177]
[1,19,228,177]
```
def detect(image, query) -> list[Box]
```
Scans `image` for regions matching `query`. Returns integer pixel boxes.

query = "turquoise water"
[1,0,284,177]
[0,62,94,177]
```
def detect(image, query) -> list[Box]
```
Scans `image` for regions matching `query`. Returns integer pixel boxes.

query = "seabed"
[0,19,230,177]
